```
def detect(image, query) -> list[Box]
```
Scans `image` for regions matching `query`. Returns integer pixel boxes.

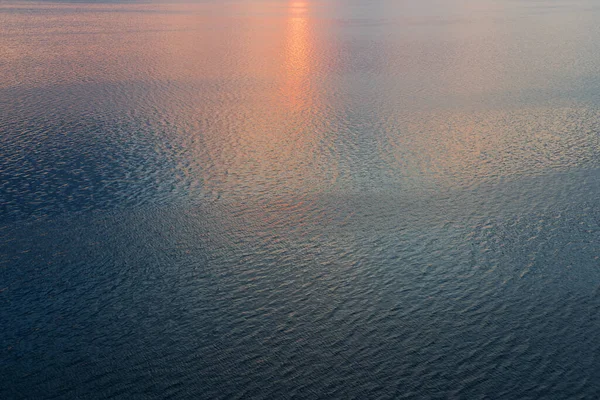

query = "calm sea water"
[3,0,600,398]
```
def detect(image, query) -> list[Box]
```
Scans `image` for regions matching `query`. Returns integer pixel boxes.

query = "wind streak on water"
[2,1,600,399]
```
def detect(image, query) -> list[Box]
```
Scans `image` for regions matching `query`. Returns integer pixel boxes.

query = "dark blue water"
[3,1,600,398]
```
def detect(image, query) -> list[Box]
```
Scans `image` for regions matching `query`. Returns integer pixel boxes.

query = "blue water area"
[3,0,600,398]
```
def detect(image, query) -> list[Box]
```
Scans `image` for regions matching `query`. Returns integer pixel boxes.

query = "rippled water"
[3,0,600,398]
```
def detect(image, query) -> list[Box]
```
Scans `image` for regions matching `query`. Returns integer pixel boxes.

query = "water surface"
[2,1,600,398]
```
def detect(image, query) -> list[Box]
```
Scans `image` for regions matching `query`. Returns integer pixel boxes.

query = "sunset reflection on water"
[197,0,339,207]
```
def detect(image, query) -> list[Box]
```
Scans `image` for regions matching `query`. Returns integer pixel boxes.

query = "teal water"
[2,1,600,398]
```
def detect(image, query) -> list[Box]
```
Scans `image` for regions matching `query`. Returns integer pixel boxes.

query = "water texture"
[2,1,600,398]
